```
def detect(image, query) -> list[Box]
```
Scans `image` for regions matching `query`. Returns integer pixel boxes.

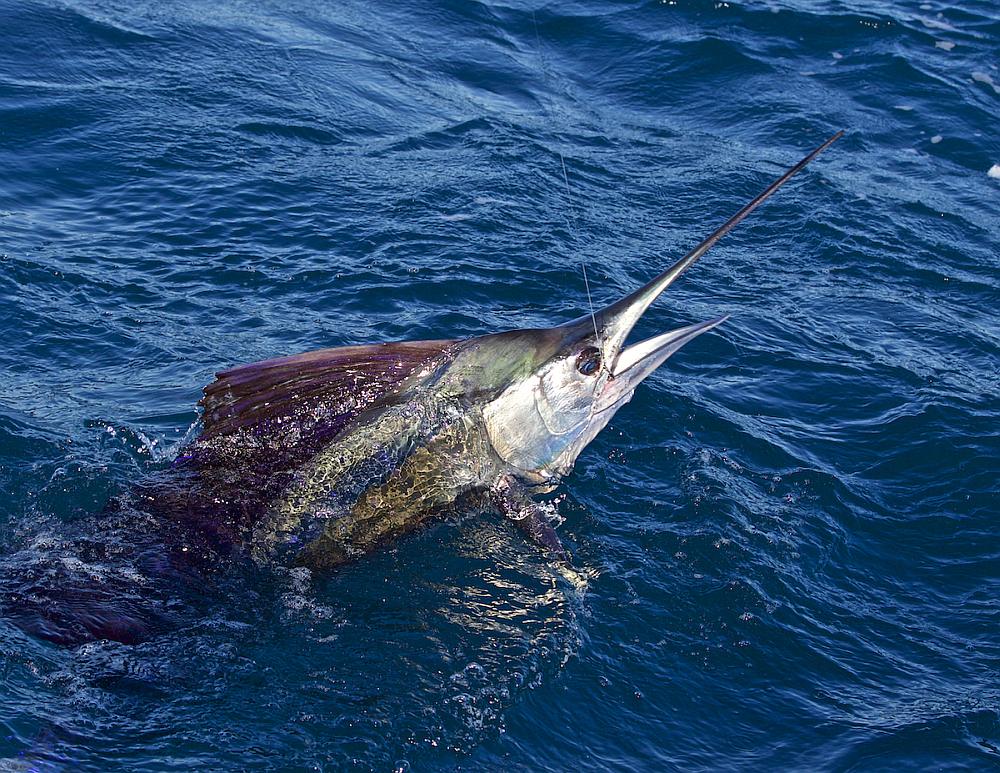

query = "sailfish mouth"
[611,315,729,385]
[580,131,843,392]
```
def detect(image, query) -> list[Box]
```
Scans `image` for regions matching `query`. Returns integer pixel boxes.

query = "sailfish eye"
[575,346,602,376]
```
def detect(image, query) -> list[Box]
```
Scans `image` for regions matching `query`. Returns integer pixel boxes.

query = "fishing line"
[531,9,602,347]
[581,263,600,344]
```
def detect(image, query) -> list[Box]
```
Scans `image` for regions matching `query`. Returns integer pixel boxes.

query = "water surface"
[1,0,998,769]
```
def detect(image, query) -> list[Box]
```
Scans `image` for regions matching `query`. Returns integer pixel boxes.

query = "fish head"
[476,267,727,486]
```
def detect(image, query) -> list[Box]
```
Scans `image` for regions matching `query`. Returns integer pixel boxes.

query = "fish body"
[185,331,554,571]
[255,390,489,569]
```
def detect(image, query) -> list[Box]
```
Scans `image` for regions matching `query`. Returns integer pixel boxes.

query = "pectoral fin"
[492,475,570,564]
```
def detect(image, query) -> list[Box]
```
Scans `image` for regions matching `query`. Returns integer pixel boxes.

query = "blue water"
[1,0,998,769]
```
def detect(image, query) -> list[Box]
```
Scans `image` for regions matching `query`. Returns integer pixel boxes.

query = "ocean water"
[1,0,997,769]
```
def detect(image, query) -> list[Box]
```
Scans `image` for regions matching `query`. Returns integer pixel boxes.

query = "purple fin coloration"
[199,339,456,440]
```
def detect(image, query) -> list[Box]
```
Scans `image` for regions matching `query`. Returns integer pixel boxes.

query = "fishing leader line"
[531,9,601,346]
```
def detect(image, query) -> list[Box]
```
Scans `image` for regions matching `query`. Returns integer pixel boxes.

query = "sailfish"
[2,133,840,645]
[177,131,842,570]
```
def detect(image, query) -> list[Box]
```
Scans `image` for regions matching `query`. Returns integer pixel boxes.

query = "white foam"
[930,135,943,144]
[988,165,1000,180]
[972,71,1000,95]
[920,16,958,32]
[935,40,955,51]
[278,565,335,620]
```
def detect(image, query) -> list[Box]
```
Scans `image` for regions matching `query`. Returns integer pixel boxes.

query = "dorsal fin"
[198,339,456,441]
